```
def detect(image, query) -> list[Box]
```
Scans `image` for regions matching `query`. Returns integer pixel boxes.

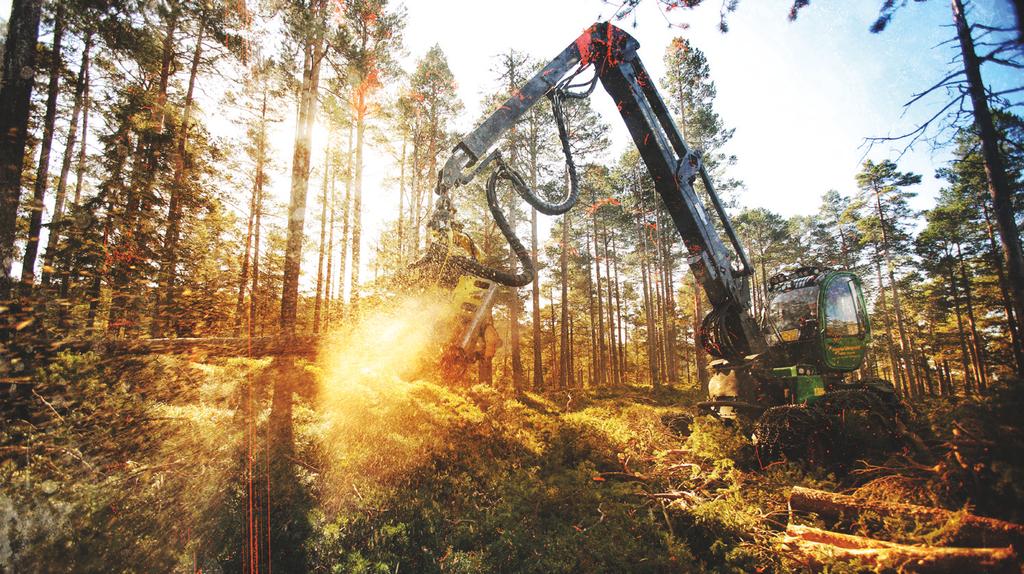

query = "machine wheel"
[816,387,906,457]
[752,404,836,465]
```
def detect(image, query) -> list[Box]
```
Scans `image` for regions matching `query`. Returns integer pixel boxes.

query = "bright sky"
[2,0,1019,294]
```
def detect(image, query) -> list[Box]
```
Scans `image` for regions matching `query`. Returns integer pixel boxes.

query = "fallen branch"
[789,486,1024,549]
[780,523,1018,574]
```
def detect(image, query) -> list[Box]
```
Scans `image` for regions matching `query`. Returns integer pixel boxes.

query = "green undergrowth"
[4,353,1020,573]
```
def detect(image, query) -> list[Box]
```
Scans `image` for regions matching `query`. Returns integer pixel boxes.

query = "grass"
[3,352,1020,573]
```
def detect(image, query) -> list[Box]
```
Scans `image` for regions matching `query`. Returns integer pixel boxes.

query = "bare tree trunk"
[73,57,91,207]
[954,0,1024,380]
[549,286,558,387]
[508,178,523,394]
[250,90,267,337]
[313,147,329,334]
[603,225,620,386]
[351,98,365,310]
[235,182,256,337]
[42,32,92,287]
[0,0,43,302]
[636,196,660,388]
[957,242,987,392]
[281,29,324,333]
[339,121,353,318]
[612,233,627,377]
[20,7,64,293]
[875,259,906,395]
[324,159,336,330]
[661,221,679,384]
[949,266,975,395]
[592,214,607,387]
[397,134,406,265]
[531,190,542,391]
[560,214,570,390]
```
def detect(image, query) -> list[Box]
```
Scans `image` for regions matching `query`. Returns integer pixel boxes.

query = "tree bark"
[0,0,43,302]
[313,147,329,334]
[21,7,64,293]
[281,28,324,333]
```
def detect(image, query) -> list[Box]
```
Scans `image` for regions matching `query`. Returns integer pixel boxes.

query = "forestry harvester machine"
[412,22,905,461]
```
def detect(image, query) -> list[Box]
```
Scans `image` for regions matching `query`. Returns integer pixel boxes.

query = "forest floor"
[2,342,1023,573]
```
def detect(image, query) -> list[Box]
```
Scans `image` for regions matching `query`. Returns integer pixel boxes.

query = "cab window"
[769,286,818,340]
[824,277,862,337]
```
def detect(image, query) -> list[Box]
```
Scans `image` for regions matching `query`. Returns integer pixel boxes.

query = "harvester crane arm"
[429,22,766,360]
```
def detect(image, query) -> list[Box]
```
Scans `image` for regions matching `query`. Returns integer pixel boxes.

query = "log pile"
[783,486,1022,573]
[780,523,1019,573]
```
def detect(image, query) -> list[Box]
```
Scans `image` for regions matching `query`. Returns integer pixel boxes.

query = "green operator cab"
[763,268,871,403]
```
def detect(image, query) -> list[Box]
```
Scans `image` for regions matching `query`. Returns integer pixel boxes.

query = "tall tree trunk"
[549,286,558,386]
[874,259,905,395]
[531,170,542,391]
[612,234,627,375]
[324,159,336,330]
[560,215,571,390]
[694,275,706,395]
[0,0,43,302]
[508,183,523,394]
[949,266,975,395]
[956,242,987,393]
[313,148,329,334]
[250,89,267,338]
[235,181,256,337]
[603,225,620,386]
[281,31,324,333]
[661,221,679,383]
[86,193,115,335]
[636,197,660,388]
[953,0,1024,379]
[42,31,92,287]
[397,134,406,265]
[410,114,422,255]
[351,98,365,311]
[874,189,918,396]
[21,7,64,293]
[156,24,204,336]
[73,57,90,207]
[592,215,607,387]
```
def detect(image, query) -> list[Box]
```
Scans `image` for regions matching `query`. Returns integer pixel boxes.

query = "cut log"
[789,486,1024,550]
[47,336,320,358]
[781,523,1019,574]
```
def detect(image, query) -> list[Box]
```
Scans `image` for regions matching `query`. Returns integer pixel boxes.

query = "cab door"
[818,272,870,372]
